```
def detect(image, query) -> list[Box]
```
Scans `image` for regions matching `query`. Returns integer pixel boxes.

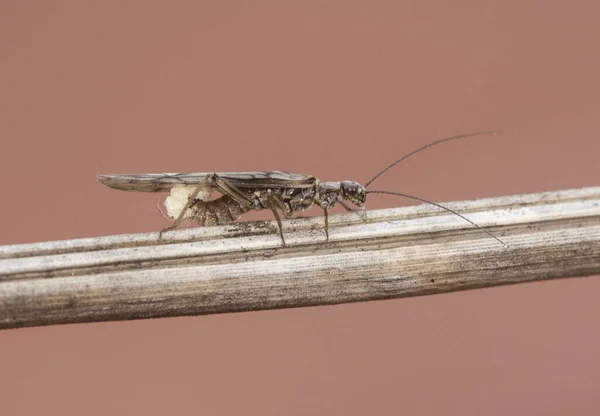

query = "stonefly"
[97,131,505,246]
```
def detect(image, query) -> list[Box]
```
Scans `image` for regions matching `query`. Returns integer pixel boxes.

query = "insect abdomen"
[191,195,251,226]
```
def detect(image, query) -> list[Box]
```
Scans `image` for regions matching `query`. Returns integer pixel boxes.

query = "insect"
[97,131,505,246]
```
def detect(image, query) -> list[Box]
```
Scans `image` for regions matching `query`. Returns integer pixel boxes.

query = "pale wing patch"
[163,184,212,219]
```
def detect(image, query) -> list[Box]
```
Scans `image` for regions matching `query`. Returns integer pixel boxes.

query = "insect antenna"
[364,130,502,188]
[366,190,507,247]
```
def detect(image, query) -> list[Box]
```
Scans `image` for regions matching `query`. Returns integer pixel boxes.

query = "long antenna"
[364,130,502,188]
[366,190,507,247]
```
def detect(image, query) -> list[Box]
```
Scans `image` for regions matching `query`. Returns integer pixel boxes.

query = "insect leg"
[269,192,292,216]
[196,200,208,226]
[337,200,354,212]
[209,173,254,207]
[338,200,368,222]
[267,193,287,245]
[159,175,209,238]
[323,208,329,242]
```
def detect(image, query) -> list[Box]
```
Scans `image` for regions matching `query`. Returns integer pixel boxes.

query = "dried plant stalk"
[1,187,599,329]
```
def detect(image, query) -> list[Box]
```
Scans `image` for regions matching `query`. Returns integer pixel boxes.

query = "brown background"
[1,1,600,415]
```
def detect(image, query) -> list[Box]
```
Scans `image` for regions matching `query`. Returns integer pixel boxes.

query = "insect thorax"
[249,187,317,213]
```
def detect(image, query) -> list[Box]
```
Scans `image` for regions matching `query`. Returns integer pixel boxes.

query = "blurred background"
[1,1,599,415]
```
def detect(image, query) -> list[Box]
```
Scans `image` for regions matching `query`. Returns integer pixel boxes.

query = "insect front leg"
[338,199,368,221]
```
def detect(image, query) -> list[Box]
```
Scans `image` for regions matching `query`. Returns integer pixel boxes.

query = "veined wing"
[96,171,317,192]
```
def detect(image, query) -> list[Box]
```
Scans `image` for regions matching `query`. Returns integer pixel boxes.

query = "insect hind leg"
[159,172,254,239]
[158,175,210,239]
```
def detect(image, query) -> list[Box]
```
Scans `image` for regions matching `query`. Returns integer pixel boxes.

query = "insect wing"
[96,171,316,192]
